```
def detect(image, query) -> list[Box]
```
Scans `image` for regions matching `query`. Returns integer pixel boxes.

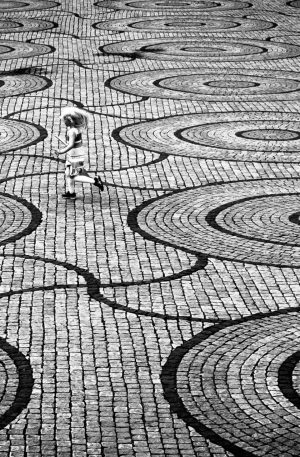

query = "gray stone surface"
[0,0,300,455]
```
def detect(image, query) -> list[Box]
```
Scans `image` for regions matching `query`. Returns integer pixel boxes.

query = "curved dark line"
[0,338,33,430]
[4,97,83,118]
[289,211,300,224]
[174,119,300,151]
[0,193,42,246]
[0,171,65,188]
[127,193,209,259]
[126,177,300,268]
[112,111,300,163]
[0,1,30,6]
[94,1,116,10]
[104,78,151,105]
[99,294,220,322]
[270,33,300,40]
[99,43,138,60]
[68,58,94,69]
[0,158,172,181]
[0,284,87,299]
[15,95,151,119]
[91,183,177,191]
[105,68,300,99]
[101,256,206,287]
[8,20,58,33]
[101,37,300,63]
[54,9,89,18]
[236,128,300,140]
[0,73,53,96]
[93,17,278,33]
[3,257,300,324]
[0,160,164,182]
[161,308,300,456]
[20,43,56,54]
[278,351,300,409]
[287,0,300,8]
[94,0,253,10]
[0,258,204,292]
[0,253,216,323]
[0,67,46,75]
[205,192,300,248]
[100,55,137,65]
[267,9,300,16]
[84,94,149,108]
[111,152,168,171]
[0,361,8,403]
[0,20,23,29]
[28,33,90,42]
[0,1,60,12]
[0,118,47,152]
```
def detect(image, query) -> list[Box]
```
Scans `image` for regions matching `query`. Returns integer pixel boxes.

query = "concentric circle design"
[115,112,300,162]
[0,19,55,33]
[95,0,251,11]
[238,128,300,140]
[102,37,300,62]
[0,0,59,11]
[161,312,300,456]
[108,69,300,102]
[180,120,300,150]
[0,75,51,97]
[95,16,274,32]
[0,194,42,246]
[133,179,300,267]
[0,119,46,152]
[288,0,300,8]
[0,40,53,60]
[278,352,300,409]
[0,338,33,429]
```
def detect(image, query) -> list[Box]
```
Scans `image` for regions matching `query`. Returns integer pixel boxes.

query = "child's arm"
[54,130,76,155]
[53,136,67,156]
[55,135,67,146]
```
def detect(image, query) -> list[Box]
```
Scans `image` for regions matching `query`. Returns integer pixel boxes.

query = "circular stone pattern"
[102,38,300,62]
[116,112,300,162]
[0,119,45,153]
[95,16,274,32]
[162,312,300,456]
[0,194,42,246]
[108,68,300,102]
[134,179,300,267]
[0,19,55,33]
[238,128,300,140]
[96,0,251,11]
[0,338,33,429]
[288,0,300,7]
[0,40,52,60]
[0,74,51,97]
[0,0,59,10]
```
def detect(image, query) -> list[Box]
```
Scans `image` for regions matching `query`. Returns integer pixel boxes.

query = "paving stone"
[0,0,300,456]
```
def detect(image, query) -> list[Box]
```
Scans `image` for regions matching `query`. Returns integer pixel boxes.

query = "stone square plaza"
[1,0,300,455]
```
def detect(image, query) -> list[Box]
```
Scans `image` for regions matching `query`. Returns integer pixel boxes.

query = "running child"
[55,106,104,199]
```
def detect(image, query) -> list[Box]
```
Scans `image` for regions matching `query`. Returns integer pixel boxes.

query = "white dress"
[65,127,87,177]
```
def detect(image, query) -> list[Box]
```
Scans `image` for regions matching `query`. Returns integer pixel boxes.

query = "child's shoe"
[62,191,76,199]
[94,176,104,191]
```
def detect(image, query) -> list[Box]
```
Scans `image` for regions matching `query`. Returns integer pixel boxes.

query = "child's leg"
[74,175,94,184]
[75,172,104,191]
[65,166,76,193]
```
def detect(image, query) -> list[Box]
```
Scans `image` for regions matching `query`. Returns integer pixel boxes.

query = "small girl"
[55,107,104,199]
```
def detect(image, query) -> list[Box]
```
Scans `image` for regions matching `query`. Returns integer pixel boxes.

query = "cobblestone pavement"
[1,0,300,456]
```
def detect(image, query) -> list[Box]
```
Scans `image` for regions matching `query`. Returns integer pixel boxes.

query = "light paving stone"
[0,0,300,456]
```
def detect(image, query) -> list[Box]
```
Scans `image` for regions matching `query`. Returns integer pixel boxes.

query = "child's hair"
[60,107,89,130]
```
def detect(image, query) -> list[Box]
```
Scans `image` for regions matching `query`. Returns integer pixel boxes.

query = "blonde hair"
[60,107,89,130]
